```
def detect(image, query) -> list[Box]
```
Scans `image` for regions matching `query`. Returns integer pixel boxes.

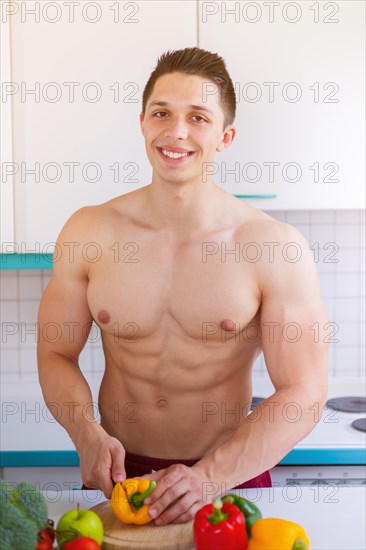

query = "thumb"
[110,445,126,483]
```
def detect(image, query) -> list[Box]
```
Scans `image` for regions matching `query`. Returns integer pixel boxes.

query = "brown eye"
[193,115,206,123]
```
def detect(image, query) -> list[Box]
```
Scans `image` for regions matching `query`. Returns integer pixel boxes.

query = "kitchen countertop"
[44,486,366,550]
[1,378,365,467]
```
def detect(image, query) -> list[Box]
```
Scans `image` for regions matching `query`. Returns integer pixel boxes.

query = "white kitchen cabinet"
[3,1,365,255]
[4,0,197,251]
[1,13,15,250]
[198,0,365,210]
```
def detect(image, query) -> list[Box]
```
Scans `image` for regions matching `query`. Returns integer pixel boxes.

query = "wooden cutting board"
[91,500,195,550]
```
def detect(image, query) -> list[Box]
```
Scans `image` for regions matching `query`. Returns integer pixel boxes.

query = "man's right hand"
[76,425,126,498]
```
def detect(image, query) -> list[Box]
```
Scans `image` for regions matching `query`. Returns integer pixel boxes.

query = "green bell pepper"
[222,493,262,539]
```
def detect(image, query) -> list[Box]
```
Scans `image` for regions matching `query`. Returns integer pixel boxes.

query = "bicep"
[259,233,329,399]
[37,274,93,362]
[37,210,94,362]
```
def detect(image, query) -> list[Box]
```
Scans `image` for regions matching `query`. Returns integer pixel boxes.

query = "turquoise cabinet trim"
[279,448,366,465]
[1,448,364,468]
[0,451,79,467]
[0,254,53,270]
[234,194,278,199]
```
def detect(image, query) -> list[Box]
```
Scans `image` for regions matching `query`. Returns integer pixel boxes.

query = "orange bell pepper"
[248,518,310,550]
[111,478,156,525]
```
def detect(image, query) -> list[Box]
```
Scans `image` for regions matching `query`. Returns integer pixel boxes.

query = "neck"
[144,176,228,238]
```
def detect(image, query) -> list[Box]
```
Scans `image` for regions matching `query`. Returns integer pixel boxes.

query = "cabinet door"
[1,14,14,252]
[199,0,365,210]
[8,0,196,250]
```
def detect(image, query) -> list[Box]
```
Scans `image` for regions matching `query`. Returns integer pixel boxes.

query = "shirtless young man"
[37,48,328,525]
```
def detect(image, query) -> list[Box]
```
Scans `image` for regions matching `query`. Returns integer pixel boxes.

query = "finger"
[172,502,202,524]
[154,493,196,525]
[100,449,122,498]
[111,446,126,483]
[99,472,114,499]
[147,478,191,519]
[136,469,166,501]
[145,466,186,504]
[81,477,98,491]
[137,469,167,483]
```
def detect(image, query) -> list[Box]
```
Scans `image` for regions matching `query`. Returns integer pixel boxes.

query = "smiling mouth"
[157,147,195,163]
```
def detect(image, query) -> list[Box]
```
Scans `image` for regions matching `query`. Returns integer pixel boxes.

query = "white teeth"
[161,149,190,159]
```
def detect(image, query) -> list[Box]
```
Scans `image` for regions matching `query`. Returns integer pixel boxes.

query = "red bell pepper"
[194,498,248,550]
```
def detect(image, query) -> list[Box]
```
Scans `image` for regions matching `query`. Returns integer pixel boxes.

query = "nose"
[164,115,188,140]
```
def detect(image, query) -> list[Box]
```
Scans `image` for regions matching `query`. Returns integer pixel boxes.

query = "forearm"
[38,351,105,448]
[194,386,326,491]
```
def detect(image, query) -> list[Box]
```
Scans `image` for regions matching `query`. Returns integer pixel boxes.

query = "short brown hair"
[142,47,236,128]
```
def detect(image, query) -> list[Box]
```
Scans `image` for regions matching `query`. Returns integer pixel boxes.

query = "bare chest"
[86,239,261,342]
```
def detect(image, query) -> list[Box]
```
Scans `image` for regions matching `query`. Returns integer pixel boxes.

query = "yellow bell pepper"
[248,518,310,550]
[111,478,156,525]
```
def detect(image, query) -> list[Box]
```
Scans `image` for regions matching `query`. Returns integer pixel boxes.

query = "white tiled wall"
[1,210,365,383]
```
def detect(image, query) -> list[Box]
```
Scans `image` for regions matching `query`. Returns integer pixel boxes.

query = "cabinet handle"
[234,194,278,199]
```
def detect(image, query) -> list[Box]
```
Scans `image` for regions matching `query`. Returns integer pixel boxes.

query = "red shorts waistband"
[81,450,272,489]
[125,451,272,489]
[125,450,202,469]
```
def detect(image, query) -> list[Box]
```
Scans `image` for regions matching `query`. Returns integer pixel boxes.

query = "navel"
[97,309,110,324]
[219,318,236,331]
[157,398,168,408]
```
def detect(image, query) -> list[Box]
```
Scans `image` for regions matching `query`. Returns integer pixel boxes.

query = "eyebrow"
[148,101,215,115]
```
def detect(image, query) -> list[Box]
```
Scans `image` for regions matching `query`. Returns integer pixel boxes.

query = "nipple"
[219,319,236,331]
[98,310,110,324]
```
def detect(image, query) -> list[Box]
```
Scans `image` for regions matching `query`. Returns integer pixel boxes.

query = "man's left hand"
[138,464,214,524]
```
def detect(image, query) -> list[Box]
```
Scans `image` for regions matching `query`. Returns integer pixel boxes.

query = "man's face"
[140,72,235,186]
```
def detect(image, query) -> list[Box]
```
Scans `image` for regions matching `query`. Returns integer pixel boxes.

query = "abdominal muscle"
[97,331,261,459]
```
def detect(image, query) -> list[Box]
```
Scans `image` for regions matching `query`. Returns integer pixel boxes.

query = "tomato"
[38,527,56,544]
[44,518,56,543]
[63,537,101,550]
[36,527,53,549]
[37,519,56,548]
[35,540,53,550]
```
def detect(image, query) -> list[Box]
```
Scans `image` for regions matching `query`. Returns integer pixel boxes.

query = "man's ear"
[140,112,144,134]
[216,126,236,152]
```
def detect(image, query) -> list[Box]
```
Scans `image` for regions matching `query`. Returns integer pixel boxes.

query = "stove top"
[326,396,366,413]
[325,396,366,433]
[351,418,366,433]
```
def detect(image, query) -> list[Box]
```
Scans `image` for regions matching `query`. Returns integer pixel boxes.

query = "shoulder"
[52,198,126,274]
[235,207,309,251]
[235,211,317,293]
[57,192,138,240]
